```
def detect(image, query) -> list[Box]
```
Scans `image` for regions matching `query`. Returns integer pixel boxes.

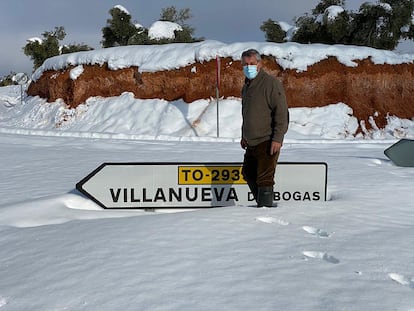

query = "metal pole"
[20,85,23,106]
[216,56,220,138]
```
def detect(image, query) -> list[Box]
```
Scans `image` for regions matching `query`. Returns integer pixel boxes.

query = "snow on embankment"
[30,40,414,78]
[27,40,414,130]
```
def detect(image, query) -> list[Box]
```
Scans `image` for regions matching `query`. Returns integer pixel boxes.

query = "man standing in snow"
[240,49,289,207]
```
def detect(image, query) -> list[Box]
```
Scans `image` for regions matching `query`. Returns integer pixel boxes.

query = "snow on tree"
[148,21,183,40]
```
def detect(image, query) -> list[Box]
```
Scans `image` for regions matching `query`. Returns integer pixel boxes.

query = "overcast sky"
[1,0,413,77]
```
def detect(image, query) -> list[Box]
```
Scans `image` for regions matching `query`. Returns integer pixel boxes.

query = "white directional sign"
[76,162,328,209]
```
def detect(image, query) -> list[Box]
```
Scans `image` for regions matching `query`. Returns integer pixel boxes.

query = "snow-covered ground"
[1,39,414,309]
[1,84,414,311]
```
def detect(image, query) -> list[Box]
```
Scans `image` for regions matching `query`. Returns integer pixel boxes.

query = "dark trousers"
[242,141,280,196]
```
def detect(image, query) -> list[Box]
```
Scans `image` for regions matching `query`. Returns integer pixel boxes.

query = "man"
[240,49,289,207]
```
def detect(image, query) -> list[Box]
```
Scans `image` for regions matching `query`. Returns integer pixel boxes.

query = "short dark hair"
[241,49,262,62]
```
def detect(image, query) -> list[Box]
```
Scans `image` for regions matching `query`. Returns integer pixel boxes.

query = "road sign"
[76,162,328,209]
[12,73,28,85]
[384,139,414,167]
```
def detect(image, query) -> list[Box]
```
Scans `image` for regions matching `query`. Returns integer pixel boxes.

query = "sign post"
[76,162,328,209]
[12,73,29,106]
[216,56,220,138]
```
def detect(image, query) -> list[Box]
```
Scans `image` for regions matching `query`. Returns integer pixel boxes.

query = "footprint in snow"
[302,251,340,264]
[388,273,414,289]
[302,225,331,238]
[255,216,290,226]
[368,158,384,166]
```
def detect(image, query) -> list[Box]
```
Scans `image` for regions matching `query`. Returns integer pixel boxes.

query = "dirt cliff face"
[27,56,414,129]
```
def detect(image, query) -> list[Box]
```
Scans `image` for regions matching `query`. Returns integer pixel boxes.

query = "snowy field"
[1,83,414,310]
[1,38,414,310]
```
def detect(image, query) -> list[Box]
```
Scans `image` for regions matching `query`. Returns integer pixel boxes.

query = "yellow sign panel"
[178,166,247,185]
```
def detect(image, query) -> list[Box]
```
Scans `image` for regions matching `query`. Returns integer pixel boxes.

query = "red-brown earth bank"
[28,56,414,130]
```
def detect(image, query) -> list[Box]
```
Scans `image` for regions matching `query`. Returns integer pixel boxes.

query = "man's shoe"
[257,186,274,207]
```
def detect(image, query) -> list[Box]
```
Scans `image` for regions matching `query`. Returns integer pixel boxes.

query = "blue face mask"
[243,65,258,80]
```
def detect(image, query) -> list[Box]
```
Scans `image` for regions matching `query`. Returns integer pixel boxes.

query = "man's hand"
[240,138,248,149]
[270,141,282,155]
